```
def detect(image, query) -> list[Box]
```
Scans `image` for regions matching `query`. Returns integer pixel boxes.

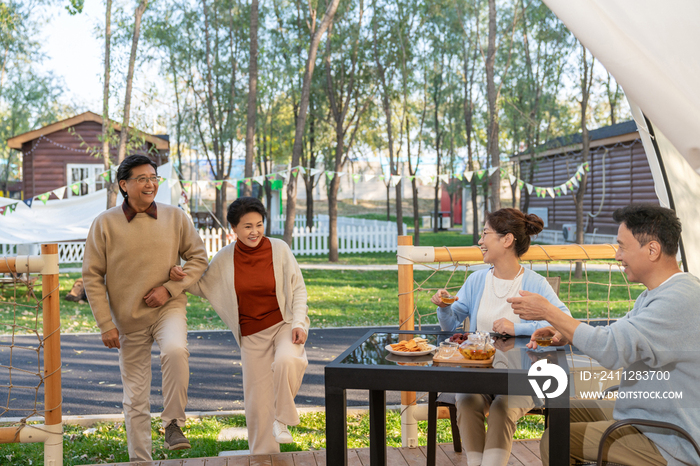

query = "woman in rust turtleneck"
[171,197,309,454]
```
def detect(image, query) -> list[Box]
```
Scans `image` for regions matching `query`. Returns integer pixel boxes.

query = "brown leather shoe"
[164,420,191,450]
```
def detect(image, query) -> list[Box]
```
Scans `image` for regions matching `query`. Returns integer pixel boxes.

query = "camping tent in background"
[0,162,181,244]
[542,0,700,275]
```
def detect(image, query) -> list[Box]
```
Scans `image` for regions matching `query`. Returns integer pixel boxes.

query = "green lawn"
[0,268,643,334]
[1,411,544,465]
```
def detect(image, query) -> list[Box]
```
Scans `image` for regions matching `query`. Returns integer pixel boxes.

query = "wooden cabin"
[6,111,169,200]
[512,120,659,236]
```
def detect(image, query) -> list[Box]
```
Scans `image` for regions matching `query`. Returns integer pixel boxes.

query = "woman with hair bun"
[431,207,570,466]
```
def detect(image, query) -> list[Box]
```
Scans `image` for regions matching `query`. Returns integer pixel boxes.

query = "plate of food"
[385,337,436,356]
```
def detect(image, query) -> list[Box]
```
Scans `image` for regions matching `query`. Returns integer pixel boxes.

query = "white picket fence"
[0,216,404,263]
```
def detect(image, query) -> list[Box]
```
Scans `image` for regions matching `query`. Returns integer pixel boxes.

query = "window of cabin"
[66,163,108,197]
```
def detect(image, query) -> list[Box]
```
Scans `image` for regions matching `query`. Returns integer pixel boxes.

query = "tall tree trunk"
[109,0,148,208]
[407,116,420,245]
[283,0,342,245]
[304,102,316,229]
[485,0,500,212]
[243,0,259,197]
[575,44,594,278]
[102,0,113,209]
[328,131,344,262]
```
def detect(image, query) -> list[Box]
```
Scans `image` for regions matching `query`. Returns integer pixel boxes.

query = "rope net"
[0,262,50,435]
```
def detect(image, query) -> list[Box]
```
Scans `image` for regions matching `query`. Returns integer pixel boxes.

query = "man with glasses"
[83,154,208,462]
[510,204,700,465]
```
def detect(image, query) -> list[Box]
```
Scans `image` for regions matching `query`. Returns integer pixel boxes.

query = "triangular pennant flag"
[526,183,534,194]
[488,166,499,176]
[213,181,224,190]
[168,179,179,188]
[547,188,555,198]
[100,171,111,182]
[352,174,362,183]
[454,174,463,181]
[509,175,516,185]
[325,171,335,181]
[309,168,323,177]
[439,174,449,183]
[253,175,265,185]
[266,173,277,179]
[566,180,574,190]
[297,166,306,175]
[0,206,6,216]
[159,177,167,186]
[407,175,415,182]
[518,180,525,190]
[390,175,402,187]
[464,171,474,182]
[37,192,51,205]
[560,183,568,195]
[53,187,66,199]
[181,181,192,193]
[337,172,346,178]
[571,177,580,188]
[575,172,582,182]
[583,162,590,172]
[242,178,251,187]
[476,170,485,180]
[291,168,299,177]
[196,180,208,190]
[278,170,288,180]
[70,182,81,195]
[23,198,33,208]
[554,187,562,196]
[364,174,376,182]
[430,175,436,184]
[8,203,17,213]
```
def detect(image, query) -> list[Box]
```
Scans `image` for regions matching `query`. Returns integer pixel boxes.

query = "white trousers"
[118,311,189,462]
[455,393,535,466]
[240,321,308,455]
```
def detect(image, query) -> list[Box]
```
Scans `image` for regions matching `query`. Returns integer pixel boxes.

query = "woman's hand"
[492,317,515,336]
[430,289,457,308]
[170,265,187,281]
[292,328,307,345]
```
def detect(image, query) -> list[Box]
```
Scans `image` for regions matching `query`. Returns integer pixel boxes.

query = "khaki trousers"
[540,399,667,466]
[240,321,308,455]
[455,393,535,466]
[118,310,189,462]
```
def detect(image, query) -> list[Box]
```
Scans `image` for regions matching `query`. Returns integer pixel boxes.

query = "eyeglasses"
[127,176,161,185]
[479,229,499,238]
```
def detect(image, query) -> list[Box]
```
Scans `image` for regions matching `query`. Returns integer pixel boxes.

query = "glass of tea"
[440,294,457,305]
[535,336,553,347]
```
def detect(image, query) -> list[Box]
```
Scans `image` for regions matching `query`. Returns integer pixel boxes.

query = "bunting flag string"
[0,162,590,218]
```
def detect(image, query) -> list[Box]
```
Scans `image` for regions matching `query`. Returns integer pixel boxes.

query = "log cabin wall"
[517,123,659,235]
[20,120,168,199]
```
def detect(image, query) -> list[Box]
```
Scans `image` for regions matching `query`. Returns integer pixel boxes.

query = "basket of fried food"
[385,337,436,356]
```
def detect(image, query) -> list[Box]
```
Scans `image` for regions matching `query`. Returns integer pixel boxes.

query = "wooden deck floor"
[91,440,542,466]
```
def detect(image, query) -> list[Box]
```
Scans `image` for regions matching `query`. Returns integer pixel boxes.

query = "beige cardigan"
[187,237,310,345]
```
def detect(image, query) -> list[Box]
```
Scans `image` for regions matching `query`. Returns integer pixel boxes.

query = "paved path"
[1,325,442,419]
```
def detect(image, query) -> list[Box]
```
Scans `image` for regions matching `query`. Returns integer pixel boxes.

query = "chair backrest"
[546,276,561,296]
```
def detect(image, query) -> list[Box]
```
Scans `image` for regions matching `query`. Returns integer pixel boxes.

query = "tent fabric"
[543,0,700,275]
[0,163,182,245]
[542,0,700,169]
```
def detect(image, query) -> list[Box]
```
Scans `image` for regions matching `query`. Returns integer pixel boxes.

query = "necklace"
[490,266,523,299]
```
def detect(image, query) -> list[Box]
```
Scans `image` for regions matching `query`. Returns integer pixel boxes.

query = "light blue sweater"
[573,273,700,465]
[437,267,571,335]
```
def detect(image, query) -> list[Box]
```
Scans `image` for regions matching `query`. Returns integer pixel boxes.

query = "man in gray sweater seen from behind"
[509,204,700,466]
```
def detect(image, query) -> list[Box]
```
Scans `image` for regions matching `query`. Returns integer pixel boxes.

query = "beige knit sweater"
[82,203,208,334]
[186,238,310,345]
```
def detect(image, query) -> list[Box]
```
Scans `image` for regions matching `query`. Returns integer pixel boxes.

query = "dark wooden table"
[325,330,571,466]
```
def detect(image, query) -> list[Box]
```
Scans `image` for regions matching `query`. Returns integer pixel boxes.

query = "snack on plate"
[390,337,431,352]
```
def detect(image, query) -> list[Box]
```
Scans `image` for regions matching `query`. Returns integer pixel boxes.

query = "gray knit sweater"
[573,273,700,465]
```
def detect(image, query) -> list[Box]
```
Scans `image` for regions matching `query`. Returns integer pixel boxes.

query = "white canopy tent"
[542,0,700,273]
[0,162,181,244]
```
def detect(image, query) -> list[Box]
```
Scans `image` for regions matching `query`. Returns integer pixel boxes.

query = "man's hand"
[526,326,570,349]
[292,328,307,345]
[430,289,457,308]
[507,290,553,321]
[492,317,515,336]
[102,328,120,349]
[170,265,187,282]
[144,286,171,307]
